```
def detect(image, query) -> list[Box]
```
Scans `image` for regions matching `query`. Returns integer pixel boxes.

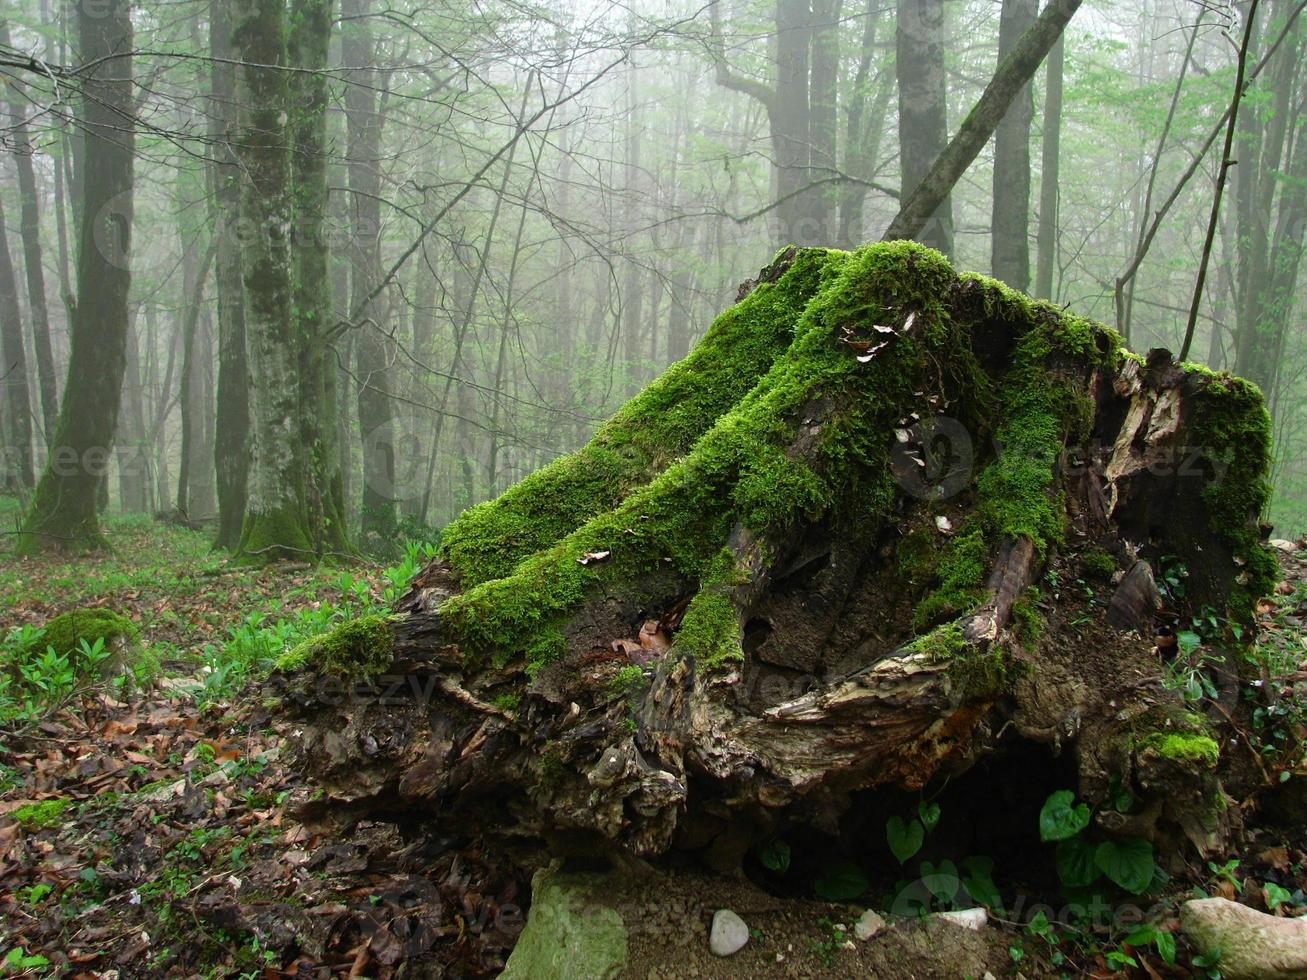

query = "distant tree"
[0,192,33,490]
[991,0,1038,291]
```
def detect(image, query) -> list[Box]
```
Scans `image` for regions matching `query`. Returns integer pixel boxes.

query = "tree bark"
[18,0,133,552]
[885,0,1083,246]
[990,0,1038,292]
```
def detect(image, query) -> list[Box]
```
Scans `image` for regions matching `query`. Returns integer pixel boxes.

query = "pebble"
[932,907,988,931]
[854,909,886,940]
[709,909,750,957]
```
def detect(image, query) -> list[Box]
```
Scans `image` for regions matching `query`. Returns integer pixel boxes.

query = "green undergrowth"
[437,246,850,588]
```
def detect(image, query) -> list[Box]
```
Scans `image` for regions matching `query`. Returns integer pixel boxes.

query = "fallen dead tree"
[275,242,1277,870]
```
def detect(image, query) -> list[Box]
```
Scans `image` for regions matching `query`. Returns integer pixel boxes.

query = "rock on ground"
[1180,897,1307,980]
[709,909,750,956]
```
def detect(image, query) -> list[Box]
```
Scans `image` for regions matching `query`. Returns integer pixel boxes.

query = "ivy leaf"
[1095,837,1155,894]
[757,838,791,874]
[887,816,925,864]
[1055,836,1101,888]
[1039,790,1091,842]
[918,801,942,832]
[814,859,870,901]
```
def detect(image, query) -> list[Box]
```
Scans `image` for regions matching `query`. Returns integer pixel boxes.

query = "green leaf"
[920,859,960,904]
[887,816,925,864]
[1176,630,1202,656]
[961,855,1002,909]
[1154,931,1177,966]
[814,859,870,902]
[918,800,942,832]
[1039,790,1091,842]
[1095,837,1155,894]
[757,838,791,874]
[1055,836,1101,888]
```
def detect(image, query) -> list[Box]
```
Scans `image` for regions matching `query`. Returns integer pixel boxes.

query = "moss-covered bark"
[287,241,1278,861]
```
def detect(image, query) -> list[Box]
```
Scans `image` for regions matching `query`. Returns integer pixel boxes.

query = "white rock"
[854,909,886,940]
[1270,539,1298,553]
[932,908,988,931]
[710,909,750,957]
[1180,897,1307,980]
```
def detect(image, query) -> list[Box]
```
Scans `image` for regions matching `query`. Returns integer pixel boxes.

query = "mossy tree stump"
[277,243,1276,865]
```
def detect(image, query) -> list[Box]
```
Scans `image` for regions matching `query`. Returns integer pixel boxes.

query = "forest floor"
[0,503,1305,978]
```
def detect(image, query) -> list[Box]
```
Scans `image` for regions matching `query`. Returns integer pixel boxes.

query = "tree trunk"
[0,192,33,490]
[837,0,891,249]
[990,0,1038,292]
[209,0,251,550]
[117,310,150,512]
[895,0,952,257]
[231,0,316,561]
[281,244,1275,868]
[18,0,133,552]
[342,0,398,547]
[0,20,58,446]
[885,0,1083,246]
[1033,34,1064,300]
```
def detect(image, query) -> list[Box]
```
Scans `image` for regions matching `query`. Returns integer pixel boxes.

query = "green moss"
[609,665,648,698]
[524,623,568,676]
[440,242,954,666]
[438,247,851,588]
[235,505,316,566]
[1010,587,1043,650]
[28,609,139,664]
[913,529,989,630]
[904,622,969,661]
[492,691,521,713]
[1081,548,1118,581]
[674,550,747,668]
[274,614,394,676]
[1187,371,1278,621]
[15,798,72,830]
[1139,732,1220,769]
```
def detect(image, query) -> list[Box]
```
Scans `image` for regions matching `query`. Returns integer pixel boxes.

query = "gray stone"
[709,908,750,957]
[854,909,886,940]
[501,866,628,980]
[1180,897,1307,980]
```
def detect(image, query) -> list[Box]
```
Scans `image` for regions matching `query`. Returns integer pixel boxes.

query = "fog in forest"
[0,0,1303,552]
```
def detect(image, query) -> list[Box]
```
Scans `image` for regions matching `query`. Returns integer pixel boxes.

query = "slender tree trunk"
[885,0,1083,245]
[118,309,149,512]
[807,0,841,242]
[990,0,1038,291]
[895,0,953,256]
[838,0,890,249]
[18,0,133,552]
[776,0,813,243]
[0,194,33,491]
[1034,34,1064,300]
[0,21,58,445]
[342,0,397,546]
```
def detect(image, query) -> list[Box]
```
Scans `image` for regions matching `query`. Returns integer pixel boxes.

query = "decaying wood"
[279,249,1273,867]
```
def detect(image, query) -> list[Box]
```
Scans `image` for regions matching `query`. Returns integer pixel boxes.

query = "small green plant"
[1124,922,1176,966]
[14,798,72,830]
[1039,789,1156,895]
[2,947,51,974]
[756,838,791,873]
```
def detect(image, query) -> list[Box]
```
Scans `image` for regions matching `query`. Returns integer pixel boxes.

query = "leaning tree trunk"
[277,242,1276,867]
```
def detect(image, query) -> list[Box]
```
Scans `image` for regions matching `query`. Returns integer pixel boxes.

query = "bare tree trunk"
[838,0,891,249]
[342,0,398,547]
[990,0,1038,291]
[18,0,133,552]
[1034,34,1064,300]
[118,310,150,512]
[0,20,58,446]
[0,193,33,490]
